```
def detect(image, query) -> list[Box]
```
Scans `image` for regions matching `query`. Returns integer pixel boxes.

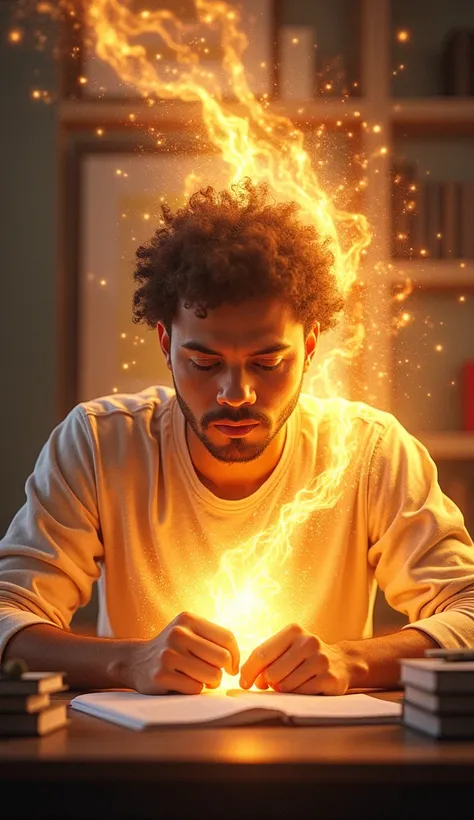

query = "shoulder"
[297,393,400,439]
[75,384,175,425]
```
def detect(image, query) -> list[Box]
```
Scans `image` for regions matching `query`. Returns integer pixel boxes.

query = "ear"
[304,322,320,372]
[157,322,172,371]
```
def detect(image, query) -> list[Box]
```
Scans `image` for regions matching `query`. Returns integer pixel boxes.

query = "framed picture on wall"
[79,0,278,101]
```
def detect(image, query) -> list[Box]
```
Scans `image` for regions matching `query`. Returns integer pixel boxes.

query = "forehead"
[173,298,302,349]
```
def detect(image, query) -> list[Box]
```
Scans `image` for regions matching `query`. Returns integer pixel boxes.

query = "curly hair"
[132,178,344,336]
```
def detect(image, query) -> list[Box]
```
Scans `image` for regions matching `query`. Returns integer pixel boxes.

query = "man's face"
[158,298,317,464]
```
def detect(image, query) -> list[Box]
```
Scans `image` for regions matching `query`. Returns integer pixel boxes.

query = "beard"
[171,368,305,465]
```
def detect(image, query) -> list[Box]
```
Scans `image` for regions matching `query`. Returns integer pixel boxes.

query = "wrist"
[337,640,370,689]
[106,640,143,689]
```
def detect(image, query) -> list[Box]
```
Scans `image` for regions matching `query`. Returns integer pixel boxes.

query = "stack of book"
[400,655,474,739]
[0,670,68,737]
[391,160,474,260]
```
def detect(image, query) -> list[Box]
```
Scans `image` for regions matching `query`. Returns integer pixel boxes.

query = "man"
[1,179,473,696]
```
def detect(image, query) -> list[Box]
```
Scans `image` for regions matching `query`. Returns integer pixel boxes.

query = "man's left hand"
[239,624,353,695]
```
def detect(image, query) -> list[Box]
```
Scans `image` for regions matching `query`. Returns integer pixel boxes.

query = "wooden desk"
[2,690,474,819]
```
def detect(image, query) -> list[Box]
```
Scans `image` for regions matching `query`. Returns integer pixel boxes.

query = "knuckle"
[219,648,232,667]
[305,634,320,653]
[177,611,192,626]
[169,625,188,645]
[159,647,175,669]
[317,654,330,673]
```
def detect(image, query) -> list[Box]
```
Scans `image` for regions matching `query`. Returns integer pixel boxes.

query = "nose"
[216,367,256,407]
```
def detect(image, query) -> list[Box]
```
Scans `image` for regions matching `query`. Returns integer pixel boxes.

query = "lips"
[213,421,260,438]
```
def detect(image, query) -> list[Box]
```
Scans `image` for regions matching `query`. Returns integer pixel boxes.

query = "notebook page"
[70,689,400,729]
[226,690,401,720]
[70,689,272,729]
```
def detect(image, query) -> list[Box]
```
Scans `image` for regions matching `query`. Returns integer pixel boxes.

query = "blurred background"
[0,0,473,635]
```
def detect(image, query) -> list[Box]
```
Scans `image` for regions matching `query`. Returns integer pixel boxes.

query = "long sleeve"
[367,417,474,648]
[0,406,104,660]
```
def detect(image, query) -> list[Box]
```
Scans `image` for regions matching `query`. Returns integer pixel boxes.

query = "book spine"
[441,29,471,96]
[411,175,427,258]
[460,181,474,258]
[463,361,474,432]
[440,181,460,258]
[278,26,315,100]
[424,180,443,259]
[470,31,474,95]
[391,162,418,258]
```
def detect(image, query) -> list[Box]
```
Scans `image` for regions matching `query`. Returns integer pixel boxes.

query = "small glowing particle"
[8,29,23,43]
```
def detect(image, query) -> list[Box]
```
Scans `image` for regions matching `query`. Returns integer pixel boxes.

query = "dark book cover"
[403,701,474,738]
[0,702,68,736]
[441,28,473,96]
[0,671,66,696]
[463,361,474,432]
[460,182,474,258]
[440,181,461,258]
[403,685,474,715]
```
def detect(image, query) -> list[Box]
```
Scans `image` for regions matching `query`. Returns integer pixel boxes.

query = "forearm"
[338,628,439,690]
[3,624,143,689]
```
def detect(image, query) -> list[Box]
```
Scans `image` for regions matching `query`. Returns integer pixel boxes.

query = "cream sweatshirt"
[0,385,473,662]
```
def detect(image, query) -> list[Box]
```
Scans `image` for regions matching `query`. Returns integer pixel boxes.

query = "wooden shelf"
[391,98,474,126]
[415,432,474,460]
[390,261,474,288]
[59,97,367,130]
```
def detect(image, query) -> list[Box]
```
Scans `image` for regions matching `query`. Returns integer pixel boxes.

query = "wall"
[0,2,59,537]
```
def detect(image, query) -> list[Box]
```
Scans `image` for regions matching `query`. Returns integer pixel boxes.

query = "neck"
[186,424,287,501]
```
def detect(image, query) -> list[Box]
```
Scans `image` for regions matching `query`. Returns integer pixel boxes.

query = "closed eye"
[189,360,283,372]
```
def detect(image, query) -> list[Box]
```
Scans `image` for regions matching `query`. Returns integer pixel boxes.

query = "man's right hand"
[112,612,240,695]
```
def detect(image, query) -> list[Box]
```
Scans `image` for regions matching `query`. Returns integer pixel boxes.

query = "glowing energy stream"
[82,0,372,673]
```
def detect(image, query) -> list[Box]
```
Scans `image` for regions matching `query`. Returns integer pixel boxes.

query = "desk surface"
[2,689,474,820]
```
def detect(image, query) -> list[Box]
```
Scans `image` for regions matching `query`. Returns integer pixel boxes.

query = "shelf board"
[415,432,474,460]
[391,98,474,126]
[390,260,474,288]
[59,97,367,130]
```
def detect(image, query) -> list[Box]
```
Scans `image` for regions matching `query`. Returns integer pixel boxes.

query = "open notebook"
[70,689,401,730]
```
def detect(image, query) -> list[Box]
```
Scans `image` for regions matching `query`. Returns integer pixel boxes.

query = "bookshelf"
[58,0,473,513]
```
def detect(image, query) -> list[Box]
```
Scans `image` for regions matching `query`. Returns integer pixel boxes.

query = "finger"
[292,675,336,695]
[240,624,301,689]
[274,657,322,693]
[171,627,233,674]
[174,651,223,689]
[178,613,240,675]
[293,673,347,696]
[255,673,269,690]
[263,638,310,687]
[158,670,204,696]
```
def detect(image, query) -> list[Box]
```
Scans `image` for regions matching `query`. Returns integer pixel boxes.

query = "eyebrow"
[180,341,293,356]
